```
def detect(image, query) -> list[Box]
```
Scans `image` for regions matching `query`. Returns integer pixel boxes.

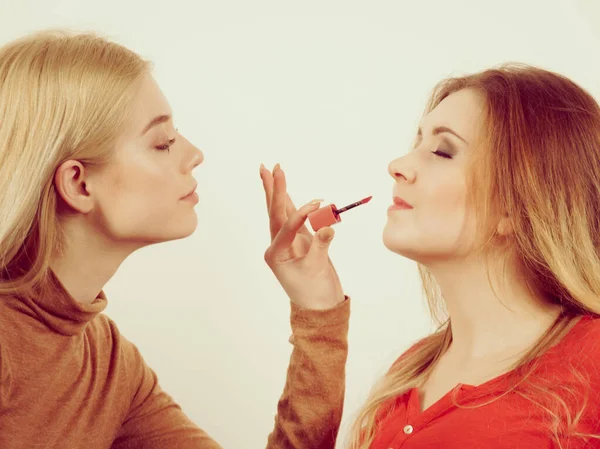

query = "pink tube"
[308,204,341,231]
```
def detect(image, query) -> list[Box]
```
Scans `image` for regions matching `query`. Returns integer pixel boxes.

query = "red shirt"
[371,315,600,449]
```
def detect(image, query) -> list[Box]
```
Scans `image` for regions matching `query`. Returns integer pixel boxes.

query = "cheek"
[424,172,466,212]
[417,172,470,234]
[122,167,179,217]
[112,158,168,198]
[96,160,180,232]
[383,166,477,260]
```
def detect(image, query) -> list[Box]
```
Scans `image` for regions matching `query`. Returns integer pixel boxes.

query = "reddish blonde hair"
[348,63,600,448]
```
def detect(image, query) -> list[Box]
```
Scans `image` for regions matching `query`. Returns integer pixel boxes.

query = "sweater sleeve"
[0,340,10,410]
[111,297,350,449]
[266,297,350,449]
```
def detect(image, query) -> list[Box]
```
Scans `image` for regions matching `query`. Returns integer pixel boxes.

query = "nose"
[191,146,204,170]
[180,135,204,172]
[388,155,416,184]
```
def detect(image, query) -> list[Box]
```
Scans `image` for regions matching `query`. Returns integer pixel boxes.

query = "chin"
[381,224,426,262]
[383,221,407,252]
[172,214,198,241]
[151,214,199,244]
[382,226,408,255]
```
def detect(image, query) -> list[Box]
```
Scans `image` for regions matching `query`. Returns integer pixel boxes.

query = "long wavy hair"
[348,64,600,448]
[0,29,150,293]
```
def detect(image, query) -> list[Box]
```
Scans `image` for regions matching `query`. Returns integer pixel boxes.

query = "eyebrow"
[141,114,171,135]
[418,125,468,144]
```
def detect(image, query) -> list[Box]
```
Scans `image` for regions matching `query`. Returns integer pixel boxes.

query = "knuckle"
[281,217,293,231]
[263,247,275,265]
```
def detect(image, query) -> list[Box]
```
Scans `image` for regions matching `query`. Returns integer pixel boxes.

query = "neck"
[50,218,138,305]
[427,251,562,360]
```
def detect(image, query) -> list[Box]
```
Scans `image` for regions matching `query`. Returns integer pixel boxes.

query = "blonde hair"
[0,29,150,293]
[348,64,600,448]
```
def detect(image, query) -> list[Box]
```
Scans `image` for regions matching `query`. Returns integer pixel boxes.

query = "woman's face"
[383,88,486,264]
[73,73,204,248]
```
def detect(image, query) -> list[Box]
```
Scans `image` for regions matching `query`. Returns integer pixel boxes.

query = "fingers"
[269,200,322,255]
[261,163,288,240]
[314,226,335,246]
[260,162,322,242]
[305,226,336,262]
[285,193,312,237]
[259,164,273,212]
[270,164,288,239]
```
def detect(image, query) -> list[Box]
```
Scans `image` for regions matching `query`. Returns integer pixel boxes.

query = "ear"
[496,215,514,237]
[53,160,94,214]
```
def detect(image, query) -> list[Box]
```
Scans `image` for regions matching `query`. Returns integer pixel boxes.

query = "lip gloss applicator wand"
[307,195,373,232]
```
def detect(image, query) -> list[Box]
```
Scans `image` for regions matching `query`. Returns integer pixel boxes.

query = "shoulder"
[551,315,600,393]
[93,313,142,357]
[86,313,126,346]
[88,314,146,376]
[561,315,600,360]
[554,316,600,435]
[92,314,154,395]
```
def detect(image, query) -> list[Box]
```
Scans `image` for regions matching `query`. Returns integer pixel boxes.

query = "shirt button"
[404,425,414,434]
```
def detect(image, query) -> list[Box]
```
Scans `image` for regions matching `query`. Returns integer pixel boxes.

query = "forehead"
[129,74,172,128]
[422,88,486,143]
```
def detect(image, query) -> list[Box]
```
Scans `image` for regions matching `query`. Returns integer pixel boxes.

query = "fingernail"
[274,163,281,172]
[260,163,265,171]
[310,198,324,205]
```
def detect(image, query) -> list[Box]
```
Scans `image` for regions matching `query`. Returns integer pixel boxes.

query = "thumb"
[309,226,335,255]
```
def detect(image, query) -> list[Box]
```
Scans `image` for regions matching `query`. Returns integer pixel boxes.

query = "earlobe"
[53,160,93,214]
[496,216,514,236]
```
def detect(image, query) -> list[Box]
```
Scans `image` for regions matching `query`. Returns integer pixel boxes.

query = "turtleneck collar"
[17,269,107,336]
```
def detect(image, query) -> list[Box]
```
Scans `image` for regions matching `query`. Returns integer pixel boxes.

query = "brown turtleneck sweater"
[0,270,350,448]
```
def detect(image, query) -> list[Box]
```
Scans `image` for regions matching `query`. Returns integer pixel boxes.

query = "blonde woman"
[0,30,349,448]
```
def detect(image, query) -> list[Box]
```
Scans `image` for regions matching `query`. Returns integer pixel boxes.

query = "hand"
[260,163,346,310]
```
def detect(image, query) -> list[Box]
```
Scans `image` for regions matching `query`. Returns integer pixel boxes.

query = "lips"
[181,183,198,199]
[392,196,413,209]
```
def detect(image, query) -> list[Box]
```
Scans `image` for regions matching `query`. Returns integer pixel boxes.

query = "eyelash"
[432,149,452,159]
[155,128,179,152]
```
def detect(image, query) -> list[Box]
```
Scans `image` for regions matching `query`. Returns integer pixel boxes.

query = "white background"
[1,1,600,447]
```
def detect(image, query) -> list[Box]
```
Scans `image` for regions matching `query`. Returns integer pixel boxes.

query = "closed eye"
[432,149,452,159]
[155,129,179,152]
[155,138,176,152]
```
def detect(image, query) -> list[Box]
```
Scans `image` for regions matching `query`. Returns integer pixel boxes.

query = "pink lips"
[181,183,198,202]
[388,196,413,211]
